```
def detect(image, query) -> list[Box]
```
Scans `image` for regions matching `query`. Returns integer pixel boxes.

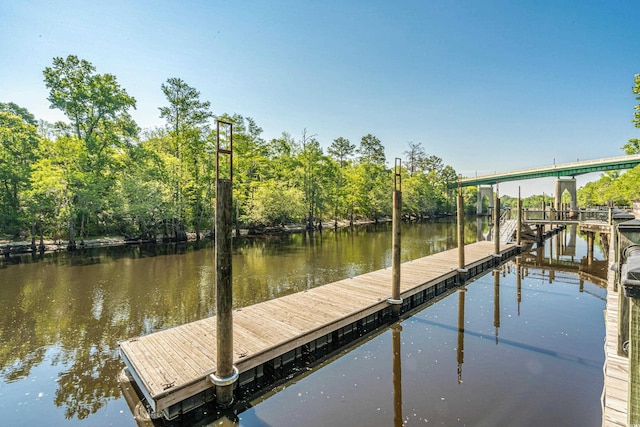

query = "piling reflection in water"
[493,268,501,345]
[0,221,610,426]
[391,323,403,427]
[457,287,465,384]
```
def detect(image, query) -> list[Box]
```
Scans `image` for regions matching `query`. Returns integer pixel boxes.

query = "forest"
[0,55,466,246]
[2,56,639,246]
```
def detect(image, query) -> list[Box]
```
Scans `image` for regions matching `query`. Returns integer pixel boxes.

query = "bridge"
[459,154,640,187]
[458,154,640,216]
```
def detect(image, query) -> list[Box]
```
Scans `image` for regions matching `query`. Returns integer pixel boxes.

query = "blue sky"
[1,0,638,196]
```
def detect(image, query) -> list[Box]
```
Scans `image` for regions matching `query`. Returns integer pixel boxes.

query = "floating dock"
[603,241,629,426]
[119,241,518,420]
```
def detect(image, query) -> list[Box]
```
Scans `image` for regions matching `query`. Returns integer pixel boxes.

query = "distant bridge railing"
[456,154,640,187]
[522,208,611,222]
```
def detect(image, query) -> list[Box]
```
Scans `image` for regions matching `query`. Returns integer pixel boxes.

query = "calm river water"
[0,219,606,426]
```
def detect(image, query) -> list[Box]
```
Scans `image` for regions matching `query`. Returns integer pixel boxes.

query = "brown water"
[0,220,606,426]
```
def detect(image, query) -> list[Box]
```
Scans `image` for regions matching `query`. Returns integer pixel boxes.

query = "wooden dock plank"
[603,239,629,427]
[119,241,515,413]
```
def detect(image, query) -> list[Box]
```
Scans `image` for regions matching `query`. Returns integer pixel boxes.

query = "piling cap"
[626,256,640,281]
[622,251,640,298]
[613,209,635,220]
[618,219,640,232]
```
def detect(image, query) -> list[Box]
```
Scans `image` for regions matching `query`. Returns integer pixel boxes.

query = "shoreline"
[0,218,402,257]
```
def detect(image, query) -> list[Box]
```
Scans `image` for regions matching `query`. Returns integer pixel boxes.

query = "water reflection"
[494,269,501,344]
[0,220,470,425]
[0,220,609,426]
[235,231,605,426]
[391,324,402,427]
[457,287,465,384]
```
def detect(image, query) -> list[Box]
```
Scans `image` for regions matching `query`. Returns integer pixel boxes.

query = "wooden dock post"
[210,121,238,407]
[392,323,403,426]
[388,159,403,314]
[457,176,467,283]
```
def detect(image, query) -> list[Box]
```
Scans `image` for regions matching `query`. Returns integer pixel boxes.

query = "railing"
[522,208,611,222]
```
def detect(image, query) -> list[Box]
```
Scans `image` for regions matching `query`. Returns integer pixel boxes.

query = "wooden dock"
[119,241,517,420]
[603,241,629,426]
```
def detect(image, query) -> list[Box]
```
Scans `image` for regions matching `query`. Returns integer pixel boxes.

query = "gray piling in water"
[210,121,238,408]
[388,159,403,315]
[390,189,402,315]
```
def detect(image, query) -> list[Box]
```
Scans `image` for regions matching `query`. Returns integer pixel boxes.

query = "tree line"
[0,55,463,246]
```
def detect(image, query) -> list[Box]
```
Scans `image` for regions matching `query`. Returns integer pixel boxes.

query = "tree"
[623,74,640,154]
[357,134,386,166]
[0,109,40,234]
[328,137,355,226]
[328,137,355,168]
[43,55,138,246]
[403,141,425,176]
[0,102,37,126]
[159,77,213,240]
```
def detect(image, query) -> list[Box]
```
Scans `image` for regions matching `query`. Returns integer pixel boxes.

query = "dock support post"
[392,323,403,426]
[457,177,467,283]
[493,190,500,265]
[388,159,403,314]
[211,121,238,407]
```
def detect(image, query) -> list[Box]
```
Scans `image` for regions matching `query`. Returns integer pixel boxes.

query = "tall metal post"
[457,176,467,283]
[388,159,403,315]
[210,121,238,407]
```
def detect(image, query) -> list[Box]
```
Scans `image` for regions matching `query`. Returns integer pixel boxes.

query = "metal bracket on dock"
[387,298,403,305]
[456,268,468,273]
[491,254,502,258]
[209,366,239,387]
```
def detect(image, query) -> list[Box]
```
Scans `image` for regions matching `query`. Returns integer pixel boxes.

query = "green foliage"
[0,110,40,234]
[1,60,465,240]
[623,74,640,154]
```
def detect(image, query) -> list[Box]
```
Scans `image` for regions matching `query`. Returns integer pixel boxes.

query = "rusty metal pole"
[210,121,238,407]
[388,159,403,315]
[457,176,467,283]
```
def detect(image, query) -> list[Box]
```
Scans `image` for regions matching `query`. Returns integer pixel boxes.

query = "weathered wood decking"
[119,241,516,417]
[603,241,629,427]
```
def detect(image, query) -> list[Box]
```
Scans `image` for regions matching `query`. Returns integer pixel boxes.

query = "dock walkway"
[120,241,517,419]
[603,242,629,426]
